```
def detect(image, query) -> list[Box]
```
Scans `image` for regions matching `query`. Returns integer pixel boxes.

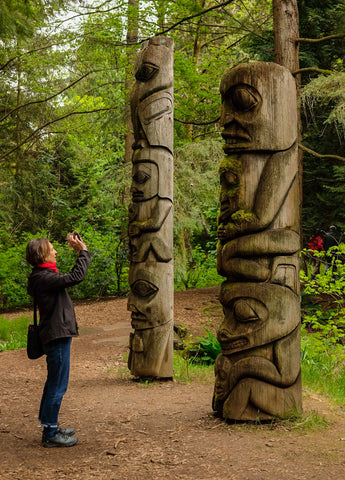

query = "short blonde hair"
[26,238,51,266]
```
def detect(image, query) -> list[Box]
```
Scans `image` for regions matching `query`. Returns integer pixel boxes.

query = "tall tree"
[273,0,299,71]
[272,0,303,238]
[124,0,139,164]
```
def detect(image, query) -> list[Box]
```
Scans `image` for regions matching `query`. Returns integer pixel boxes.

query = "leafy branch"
[152,0,237,37]
[0,107,113,163]
[299,143,345,162]
[54,1,127,29]
[174,116,220,126]
[0,71,106,123]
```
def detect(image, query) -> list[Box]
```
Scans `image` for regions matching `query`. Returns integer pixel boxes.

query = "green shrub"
[0,227,130,309]
[301,243,345,404]
[179,328,220,366]
[196,328,221,363]
[56,226,129,299]
[174,245,222,290]
[0,233,33,309]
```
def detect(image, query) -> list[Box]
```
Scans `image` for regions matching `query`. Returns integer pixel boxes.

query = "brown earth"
[1,286,345,480]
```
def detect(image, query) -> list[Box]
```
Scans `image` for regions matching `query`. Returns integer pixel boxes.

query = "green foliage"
[0,233,32,309]
[0,0,345,309]
[179,327,220,367]
[174,245,222,290]
[302,325,345,404]
[301,242,345,404]
[288,409,330,431]
[299,0,345,70]
[173,350,214,383]
[0,226,129,310]
[298,0,345,235]
[301,72,345,129]
[173,139,222,284]
[0,315,30,351]
[196,328,221,363]
[173,327,219,383]
[55,227,129,299]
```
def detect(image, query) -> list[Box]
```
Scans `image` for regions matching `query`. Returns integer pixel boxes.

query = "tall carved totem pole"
[213,62,302,420]
[127,36,174,378]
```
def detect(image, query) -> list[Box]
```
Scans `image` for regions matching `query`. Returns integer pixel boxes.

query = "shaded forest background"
[1,0,345,309]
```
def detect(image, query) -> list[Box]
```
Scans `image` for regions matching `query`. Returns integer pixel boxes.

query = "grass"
[173,351,214,383]
[111,351,215,384]
[289,408,330,430]
[0,315,31,352]
[224,408,330,433]
[302,354,345,406]
[301,327,345,407]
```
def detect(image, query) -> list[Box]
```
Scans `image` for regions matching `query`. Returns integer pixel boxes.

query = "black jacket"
[323,231,338,252]
[27,250,91,345]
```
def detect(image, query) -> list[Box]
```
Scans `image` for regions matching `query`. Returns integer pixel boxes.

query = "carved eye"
[231,86,259,112]
[135,62,159,82]
[133,170,150,184]
[131,279,158,298]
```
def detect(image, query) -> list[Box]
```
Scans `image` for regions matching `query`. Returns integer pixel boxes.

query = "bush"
[180,328,221,365]
[174,245,222,290]
[56,226,129,299]
[301,242,345,403]
[0,227,129,310]
[0,233,33,309]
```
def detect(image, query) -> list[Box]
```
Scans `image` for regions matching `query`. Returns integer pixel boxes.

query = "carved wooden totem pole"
[213,62,302,420]
[127,36,174,378]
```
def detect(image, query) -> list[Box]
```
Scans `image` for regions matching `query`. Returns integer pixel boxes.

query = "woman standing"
[26,233,90,447]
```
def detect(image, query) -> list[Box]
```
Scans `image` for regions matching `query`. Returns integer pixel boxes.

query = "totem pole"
[213,62,302,420]
[127,36,174,378]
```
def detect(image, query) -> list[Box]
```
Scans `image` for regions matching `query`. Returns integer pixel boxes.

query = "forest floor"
[1,286,345,480]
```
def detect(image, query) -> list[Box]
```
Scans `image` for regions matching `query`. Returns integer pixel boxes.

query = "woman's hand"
[66,232,88,253]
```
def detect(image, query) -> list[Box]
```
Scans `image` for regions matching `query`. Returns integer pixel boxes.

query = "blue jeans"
[39,337,72,428]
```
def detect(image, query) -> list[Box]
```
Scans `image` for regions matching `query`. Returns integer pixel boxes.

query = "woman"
[26,233,90,448]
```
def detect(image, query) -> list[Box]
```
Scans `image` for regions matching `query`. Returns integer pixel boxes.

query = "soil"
[1,286,345,480]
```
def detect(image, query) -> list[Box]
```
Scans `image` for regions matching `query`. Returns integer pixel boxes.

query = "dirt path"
[1,286,345,480]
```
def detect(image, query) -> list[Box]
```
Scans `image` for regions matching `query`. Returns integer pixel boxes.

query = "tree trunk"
[124,0,139,164]
[273,0,299,72]
[273,0,303,243]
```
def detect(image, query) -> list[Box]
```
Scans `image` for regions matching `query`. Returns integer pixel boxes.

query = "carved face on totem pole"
[127,265,173,329]
[219,62,297,153]
[131,162,158,203]
[131,37,174,152]
[217,281,300,355]
[130,148,173,203]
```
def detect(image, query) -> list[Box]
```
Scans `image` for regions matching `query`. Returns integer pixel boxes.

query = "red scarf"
[37,262,58,273]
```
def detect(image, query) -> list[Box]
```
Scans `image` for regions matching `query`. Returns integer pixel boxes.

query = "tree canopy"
[0,0,344,307]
